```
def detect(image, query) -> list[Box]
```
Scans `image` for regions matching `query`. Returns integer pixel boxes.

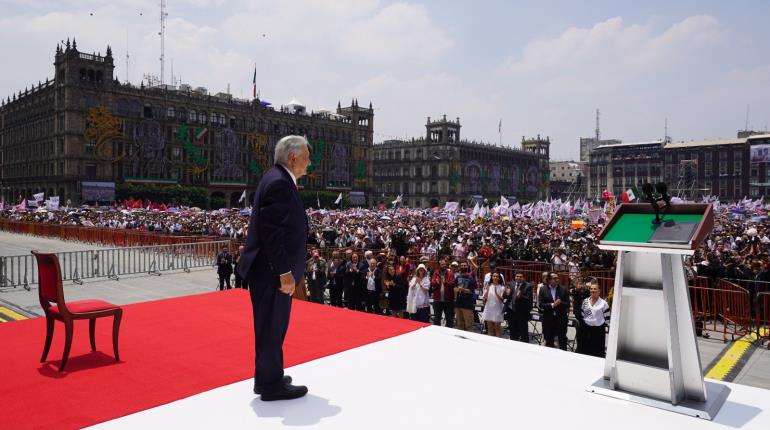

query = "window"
[85,163,97,178]
[705,152,712,162]
[719,161,727,176]
[167,106,175,118]
[85,140,95,154]
[734,180,742,197]
[172,147,181,160]
[143,105,153,118]
[734,160,742,175]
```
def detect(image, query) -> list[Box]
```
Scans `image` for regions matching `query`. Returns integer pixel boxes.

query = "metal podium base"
[587,378,731,420]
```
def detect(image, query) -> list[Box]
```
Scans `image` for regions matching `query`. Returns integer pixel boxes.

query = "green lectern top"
[597,203,713,252]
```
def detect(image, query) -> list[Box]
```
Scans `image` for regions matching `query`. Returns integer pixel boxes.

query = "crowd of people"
[3,198,770,355]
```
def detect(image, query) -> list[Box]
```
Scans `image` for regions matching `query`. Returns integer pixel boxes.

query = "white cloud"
[340,3,453,65]
[497,15,721,93]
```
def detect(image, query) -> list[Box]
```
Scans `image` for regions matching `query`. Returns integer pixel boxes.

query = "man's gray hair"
[274,135,310,165]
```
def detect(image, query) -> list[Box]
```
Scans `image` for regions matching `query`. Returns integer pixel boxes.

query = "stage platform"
[91,325,770,429]
[2,289,770,429]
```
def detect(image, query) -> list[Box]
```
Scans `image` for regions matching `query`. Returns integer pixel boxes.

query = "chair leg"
[41,315,55,363]
[89,319,96,352]
[112,309,122,362]
[59,320,73,372]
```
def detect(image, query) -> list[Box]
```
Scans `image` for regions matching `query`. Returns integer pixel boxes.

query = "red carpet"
[0,290,427,429]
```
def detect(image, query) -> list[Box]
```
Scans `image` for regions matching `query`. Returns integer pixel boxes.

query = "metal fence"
[0,240,230,290]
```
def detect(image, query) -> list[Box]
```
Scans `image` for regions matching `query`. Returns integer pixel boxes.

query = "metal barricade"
[755,292,770,347]
[0,240,229,289]
[688,277,751,341]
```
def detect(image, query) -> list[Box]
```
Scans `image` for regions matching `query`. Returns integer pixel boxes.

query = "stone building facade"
[0,39,374,206]
[587,133,770,201]
[372,115,550,208]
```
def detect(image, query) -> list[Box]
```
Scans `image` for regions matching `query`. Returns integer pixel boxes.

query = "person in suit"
[328,251,345,307]
[238,135,311,401]
[343,253,362,310]
[216,245,233,290]
[504,271,533,343]
[538,272,570,350]
[305,250,327,304]
[233,245,247,289]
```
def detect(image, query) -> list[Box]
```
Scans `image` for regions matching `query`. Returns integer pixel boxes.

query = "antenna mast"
[664,117,668,141]
[595,108,600,141]
[159,0,167,87]
[125,29,130,84]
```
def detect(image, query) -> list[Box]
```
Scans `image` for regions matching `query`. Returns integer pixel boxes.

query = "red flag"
[620,191,630,203]
[136,198,143,209]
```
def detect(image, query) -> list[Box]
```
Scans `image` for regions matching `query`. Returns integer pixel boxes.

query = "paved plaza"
[1,231,768,391]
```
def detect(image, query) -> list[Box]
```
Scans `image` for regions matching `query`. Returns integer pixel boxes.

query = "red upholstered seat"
[33,251,123,372]
[48,299,120,316]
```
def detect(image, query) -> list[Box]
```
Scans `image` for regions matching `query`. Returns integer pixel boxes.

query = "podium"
[588,203,730,420]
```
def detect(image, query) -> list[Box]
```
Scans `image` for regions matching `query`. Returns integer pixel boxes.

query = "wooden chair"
[32,251,123,371]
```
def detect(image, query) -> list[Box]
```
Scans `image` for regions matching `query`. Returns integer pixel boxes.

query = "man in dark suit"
[216,245,233,290]
[538,272,570,350]
[504,271,532,342]
[238,135,311,401]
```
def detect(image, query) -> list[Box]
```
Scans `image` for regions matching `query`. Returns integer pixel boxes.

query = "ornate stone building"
[372,115,550,208]
[0,39,374,206]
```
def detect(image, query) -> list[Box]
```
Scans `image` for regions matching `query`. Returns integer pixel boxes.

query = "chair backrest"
[31,251,66,312]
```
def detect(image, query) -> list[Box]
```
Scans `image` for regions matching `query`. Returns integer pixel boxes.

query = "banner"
[444,201,459,213]
[751,144,770,163]
[46,196,60,211]
[81,181,116,202]
[33,192,44,202]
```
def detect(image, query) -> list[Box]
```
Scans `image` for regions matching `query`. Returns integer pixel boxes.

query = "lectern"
[589,203,729,420]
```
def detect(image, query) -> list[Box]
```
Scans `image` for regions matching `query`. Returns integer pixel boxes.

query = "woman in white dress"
[482,272,505,337]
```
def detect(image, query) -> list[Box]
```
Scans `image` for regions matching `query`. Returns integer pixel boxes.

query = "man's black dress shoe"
[260,383,308,401]
[253,375,292,395]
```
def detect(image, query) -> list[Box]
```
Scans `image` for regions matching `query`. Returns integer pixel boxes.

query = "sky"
[2,0,770,160]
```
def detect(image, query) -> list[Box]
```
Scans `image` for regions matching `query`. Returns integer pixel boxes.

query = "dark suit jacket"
[238,165,308,284]
[537,284,570,321]
[503,281,533,317]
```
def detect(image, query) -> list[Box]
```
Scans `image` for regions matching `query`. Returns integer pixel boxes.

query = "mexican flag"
[194,128,208,141]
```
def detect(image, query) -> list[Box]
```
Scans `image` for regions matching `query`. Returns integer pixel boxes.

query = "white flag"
[46,199,60,211]
[335,193,343,205]
[390,194,401,206]
[444,201,459,213]
[33,192,44,202]
[500,195,510,208]
[238,190,246,203]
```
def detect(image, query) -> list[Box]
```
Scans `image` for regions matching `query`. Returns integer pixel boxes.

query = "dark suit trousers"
[250,274,292,393]
[542,312,568,350]
[219,274,232,290]
[507,310,529,343]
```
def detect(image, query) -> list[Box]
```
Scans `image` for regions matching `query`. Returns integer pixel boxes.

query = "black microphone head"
[642,183,654,197]
[655,182,668,195]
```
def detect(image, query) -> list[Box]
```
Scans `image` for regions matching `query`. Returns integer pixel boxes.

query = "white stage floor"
[89,326,770,429]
